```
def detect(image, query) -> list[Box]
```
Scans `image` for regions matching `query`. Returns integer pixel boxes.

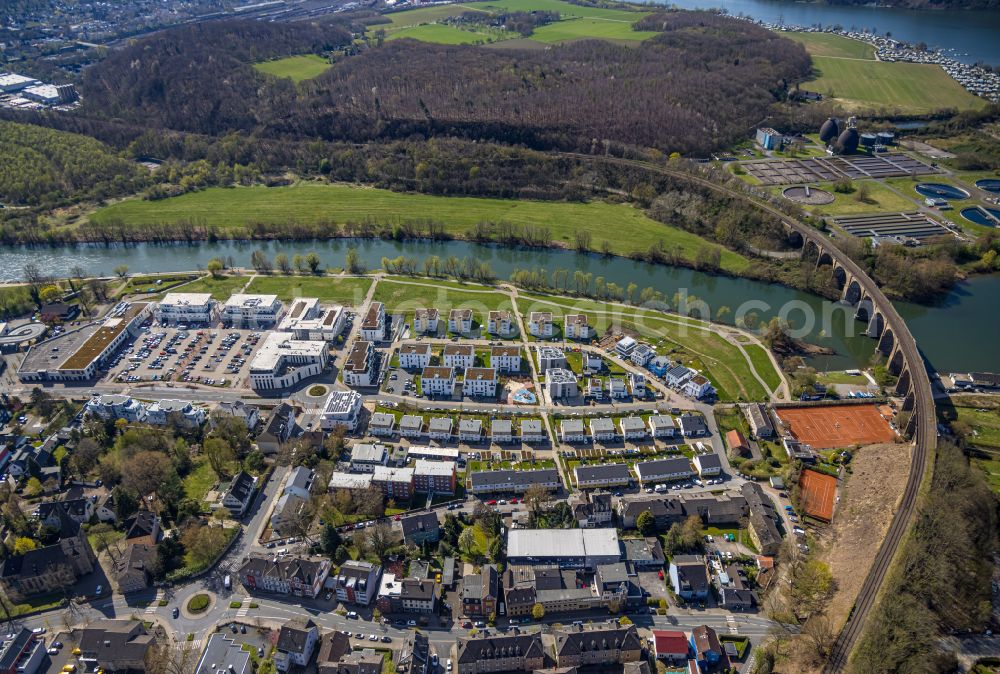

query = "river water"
[3,239,997,374]
[652,0,1000,65]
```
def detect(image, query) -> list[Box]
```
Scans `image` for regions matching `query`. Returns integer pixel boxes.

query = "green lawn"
[783,31,875,60]
[244,275,372,305]
[175,274,248,300]
[183,456,220,506]
[380,0,655,45]
[793,180,919,217]
[387,23,504,44]
[744,344,782,394]
[816,370,868,385]
[373,278,512,315]
[90,183,749,273]
[254,54,331,82]
[804,56,986,114]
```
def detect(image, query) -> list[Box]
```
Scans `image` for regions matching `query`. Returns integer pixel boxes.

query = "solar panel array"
[743,153,938,185]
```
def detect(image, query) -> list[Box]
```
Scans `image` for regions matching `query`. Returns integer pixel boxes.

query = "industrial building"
[506,529,622,569]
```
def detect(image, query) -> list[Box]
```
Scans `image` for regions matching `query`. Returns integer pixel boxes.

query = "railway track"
[556,152,936,672]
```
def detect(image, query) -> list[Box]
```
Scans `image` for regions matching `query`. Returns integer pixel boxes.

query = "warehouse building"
[506,529,621,569]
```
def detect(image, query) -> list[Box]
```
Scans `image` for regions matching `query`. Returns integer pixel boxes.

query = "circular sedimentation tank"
[975,179,1000,194]
[782,185,835,205]
[961,206,1000,226]
[819,118,840,144]
[915,182,970,200]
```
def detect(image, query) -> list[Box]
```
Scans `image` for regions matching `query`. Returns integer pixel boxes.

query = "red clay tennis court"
[799,469,838,522]
[774,404,895,449]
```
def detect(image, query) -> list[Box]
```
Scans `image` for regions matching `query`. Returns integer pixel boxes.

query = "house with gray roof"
[589,417,616,443]
[457,634,544,674]
[469,468,561,495]
[634,458,695,486]
[195,633,251,674]
[560,419,586,443]
[574,463,631,489]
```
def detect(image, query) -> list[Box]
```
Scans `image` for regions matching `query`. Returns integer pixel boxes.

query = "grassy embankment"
[785,31,986,115]
[253,54,332,82]
[89,183,751,274]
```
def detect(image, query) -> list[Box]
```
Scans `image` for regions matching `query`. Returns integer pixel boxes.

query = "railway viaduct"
[560,152,937,672]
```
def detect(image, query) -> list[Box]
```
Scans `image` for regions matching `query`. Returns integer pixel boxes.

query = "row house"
[490,419,513,444]
[371,466,414,500]
[574,463,630,489]
[448,309,473,334]
[238,555,331,599]
[468,468,561,495]
[413,308,439,334]
[487,311,516,338]
[463,367,497,398]
[560,419,587,443]
[634,458,695,486]
[521,419,547,444]
[693,453,722,477]
[413,460,457,494]
[554,623,643,669]
[590,417,616,443]
[421,367,456,396]
[457,634,544,674]
[399,343,432,370]
[461,565,499,617]
[564,314,593,340]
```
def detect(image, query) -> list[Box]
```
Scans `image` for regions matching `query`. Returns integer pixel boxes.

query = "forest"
[76,12,810,156]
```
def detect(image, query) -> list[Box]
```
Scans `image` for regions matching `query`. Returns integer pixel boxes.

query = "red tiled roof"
[652,630,688,657]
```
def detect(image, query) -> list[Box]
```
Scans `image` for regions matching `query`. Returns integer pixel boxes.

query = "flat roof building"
[507,529,621,569]
[156,292,215,325]
[248,333,328,391]
[221,294,283,328]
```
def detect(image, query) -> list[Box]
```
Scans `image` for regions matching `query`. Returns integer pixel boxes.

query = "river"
[3,239,997,374]
[652,0,1000,65]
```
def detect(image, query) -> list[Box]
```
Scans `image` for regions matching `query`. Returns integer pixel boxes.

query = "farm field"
[803,56,986,114]
[89,183,749,273]
[783,31,875,60]
[253,54,331,82]
[387,23,504,44]
[244,275,373,305]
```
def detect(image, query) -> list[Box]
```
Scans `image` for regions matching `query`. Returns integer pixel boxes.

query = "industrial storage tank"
[835,127,859,154]
[819,118,840,144]
[860,133,877,148]
[877,131,895,145]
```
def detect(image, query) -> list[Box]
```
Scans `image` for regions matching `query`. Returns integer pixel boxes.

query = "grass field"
[380,0,654,45]
[804,56,985,114]
[244,275,372,305]
[744,343,782,394]
[175,274,248,300]
[799,180,920,217]
[90,183,749,273]
[387,23,502,44]
[373,278,513,315]
[183,456,219,507]
[784,31,875,60]
[253,54,331,82]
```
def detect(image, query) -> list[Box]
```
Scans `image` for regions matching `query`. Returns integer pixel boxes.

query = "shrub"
[308,385,327,397]
[187,594,211,613]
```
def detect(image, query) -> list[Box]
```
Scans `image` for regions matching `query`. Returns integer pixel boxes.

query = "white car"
[447,659,453,671]
[793,526,806,536]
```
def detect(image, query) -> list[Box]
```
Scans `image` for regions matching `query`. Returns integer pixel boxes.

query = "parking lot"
[104,326,266,389]
[383,366,417,396]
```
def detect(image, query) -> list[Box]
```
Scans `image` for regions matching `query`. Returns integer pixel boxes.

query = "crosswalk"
[236,597,251,618]
[726,615,739,634]
[145,590,165,615]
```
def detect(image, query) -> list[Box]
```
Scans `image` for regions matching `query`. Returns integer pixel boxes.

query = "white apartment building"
[248,333,328,390]
[398,343,432,370]
[319,390,364,431]
[682,374,714,399]
[488,311,516,337]
[490,346,521,373]
[463,367,497,398]
[448,309,473,334]
[86,394,146,422]
[528,312,554,338]
[631,344,654,367]
[564,314,593,340]
[221,294,283,328]
[615,336,637,358]
[442,344,474,369]
[422,367,456,396]
[156,293,215,325]
[276,297,345,342]
[413,308,439,334]
[546,368,578,399]
[537,345,566,373]
[360,302,387,342]
[145,399,207,427]
[343,340,376,387]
